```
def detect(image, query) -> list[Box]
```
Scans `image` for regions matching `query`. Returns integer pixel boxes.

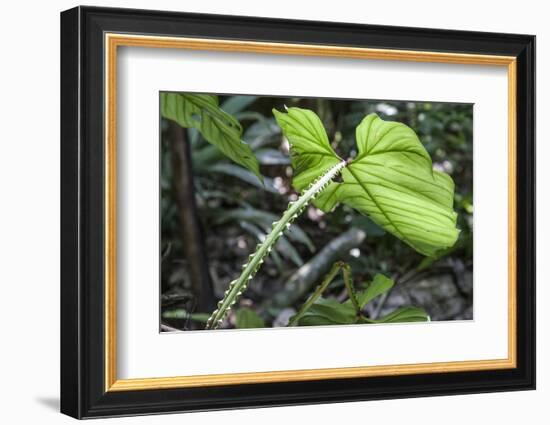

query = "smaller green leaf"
[161,92,261,180]
[365,306,429,324]
[355,274,395,308]
[235,308,265,329]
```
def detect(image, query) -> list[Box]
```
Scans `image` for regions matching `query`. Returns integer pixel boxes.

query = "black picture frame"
[61,5,535,419]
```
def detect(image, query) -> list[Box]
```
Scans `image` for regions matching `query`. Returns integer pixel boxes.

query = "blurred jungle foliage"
[160,95,473,331]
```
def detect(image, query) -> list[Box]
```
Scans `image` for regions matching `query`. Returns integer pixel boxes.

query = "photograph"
[159,92,474,331]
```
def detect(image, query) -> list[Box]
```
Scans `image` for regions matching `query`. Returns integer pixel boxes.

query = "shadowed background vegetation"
[160,95,473,331]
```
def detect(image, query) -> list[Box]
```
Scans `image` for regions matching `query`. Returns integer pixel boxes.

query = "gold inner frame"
[104,33,517,392]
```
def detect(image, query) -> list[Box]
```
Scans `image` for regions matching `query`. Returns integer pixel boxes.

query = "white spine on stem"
[205,161,347,330]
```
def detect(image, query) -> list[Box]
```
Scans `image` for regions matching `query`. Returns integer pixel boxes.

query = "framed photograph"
[60,6,535,419]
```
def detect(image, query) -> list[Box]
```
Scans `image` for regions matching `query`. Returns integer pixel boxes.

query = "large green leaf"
[161,93,261,180]
[273,107,459,257]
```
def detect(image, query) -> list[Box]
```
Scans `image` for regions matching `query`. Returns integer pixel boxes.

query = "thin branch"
[288,262,342,327]
[341,262,361,315]
[265,227,366,311]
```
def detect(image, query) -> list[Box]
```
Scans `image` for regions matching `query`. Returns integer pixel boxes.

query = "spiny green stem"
[342,263,360,314]
[205,161,347,330]
[287,262,342,327]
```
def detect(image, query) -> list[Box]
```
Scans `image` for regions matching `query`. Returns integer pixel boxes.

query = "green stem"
[342,263,360,314]
[288,262,342,327]
[205,161,347,330]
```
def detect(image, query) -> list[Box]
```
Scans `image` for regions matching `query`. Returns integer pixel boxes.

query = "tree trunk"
[169,122,216,312]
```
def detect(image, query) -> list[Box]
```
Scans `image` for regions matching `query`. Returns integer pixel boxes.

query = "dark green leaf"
[215,208,315,252]
[221,95,258,114]
[274,234,304,267]
[235,308,265,329]
[355,274,395,308]
[209,163,279,194]
[162,309,210,323]
[365,306,429,323]
[350,215,386,236]
[255,149,291,165]
[296,298,356,326]
[244,118,281,150]
[238,221,303,267]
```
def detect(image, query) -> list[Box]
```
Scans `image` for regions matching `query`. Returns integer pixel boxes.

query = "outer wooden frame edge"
[60,7,82,418]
